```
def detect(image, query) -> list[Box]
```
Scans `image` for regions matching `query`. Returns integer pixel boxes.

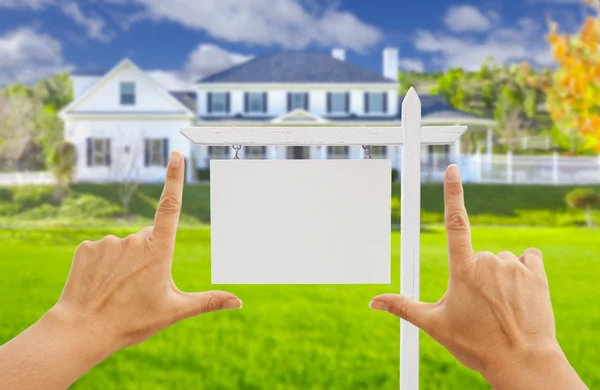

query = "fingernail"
[446,164,460,180]
[169,151,182,168]
[221,299,243,310]
[369,300,388,311]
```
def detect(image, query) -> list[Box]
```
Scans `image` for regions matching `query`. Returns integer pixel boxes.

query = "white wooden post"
[486,127,493,158]
[507,151,513,184]
[552,151,559,185]
[476,149,482,183]
[401,88,420,390]
[267,146,277,160]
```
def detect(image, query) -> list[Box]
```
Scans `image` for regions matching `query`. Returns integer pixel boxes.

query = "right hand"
[370,165,587,389]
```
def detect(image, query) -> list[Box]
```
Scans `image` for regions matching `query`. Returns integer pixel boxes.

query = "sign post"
[181,87,467,390]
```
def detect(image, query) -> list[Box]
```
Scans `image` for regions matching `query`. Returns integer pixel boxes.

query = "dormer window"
[120,82,135,105]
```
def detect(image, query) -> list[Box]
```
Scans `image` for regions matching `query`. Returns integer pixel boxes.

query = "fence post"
[553,151,559,185]
[507,151,513,184]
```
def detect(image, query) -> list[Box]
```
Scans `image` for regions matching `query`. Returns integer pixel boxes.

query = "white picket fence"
[0,172,55,186]
[422,152,600,185]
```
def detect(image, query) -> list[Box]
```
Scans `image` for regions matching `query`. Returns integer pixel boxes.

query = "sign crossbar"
[180,87,468,390]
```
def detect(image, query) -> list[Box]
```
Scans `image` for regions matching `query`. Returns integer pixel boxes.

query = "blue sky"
[0,0,592,89]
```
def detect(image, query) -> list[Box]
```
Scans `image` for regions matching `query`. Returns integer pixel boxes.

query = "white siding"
[73,76,102,99]
[64,119,192,183]
[74,65,186,113]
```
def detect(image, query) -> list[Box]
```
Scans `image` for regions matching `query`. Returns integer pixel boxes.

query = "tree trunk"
[585,206,593,228]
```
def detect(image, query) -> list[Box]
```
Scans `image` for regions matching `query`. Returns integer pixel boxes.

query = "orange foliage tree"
[527,0,600,152]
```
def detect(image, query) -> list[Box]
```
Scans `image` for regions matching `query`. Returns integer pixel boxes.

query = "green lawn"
[0,227,598,389]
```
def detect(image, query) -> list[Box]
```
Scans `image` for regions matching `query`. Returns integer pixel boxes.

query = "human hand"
[369,165,586,389]
[51,151,241,355]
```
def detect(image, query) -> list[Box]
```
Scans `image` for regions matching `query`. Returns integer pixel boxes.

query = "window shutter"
[144,139,150,167]
[382,92,388,113]
[207,92,212,113]
[263,92,267,113]
[106,139,112,167]
[345,93,350,113]
[304,92,309,110]
[225,93,230,113]
[287,93,292,111]
[327,93,332,113]
[364,92,370,114]
[86,138,92,167]
[244,92,249,113]
[162,138,169,167]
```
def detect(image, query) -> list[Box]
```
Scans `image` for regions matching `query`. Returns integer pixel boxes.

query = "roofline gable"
[59,58,195,120]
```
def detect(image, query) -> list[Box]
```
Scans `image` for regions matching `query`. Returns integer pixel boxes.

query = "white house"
[59,59,196,183]
[59,48,497,183]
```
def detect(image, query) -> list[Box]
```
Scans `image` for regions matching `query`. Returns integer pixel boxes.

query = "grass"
[0,227,598,389]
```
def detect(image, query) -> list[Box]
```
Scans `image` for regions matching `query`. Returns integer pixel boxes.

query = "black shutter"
[263,92,267,113]
[244,92,249,113]
[382,92,388,114]
[225,93,230,113]
[287,93,292,111]
[304,92,309,110]
[144,139,150,167]
[345,93,350,113]
[327,93,332,113]
[207,92,212,113]
[86,138,92,167]
[364,92,370,114]
[162,139,169,167]
[106,139,112,167]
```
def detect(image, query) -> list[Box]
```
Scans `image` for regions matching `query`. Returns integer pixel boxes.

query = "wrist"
[483,341,584,390]
[43,304,118,365]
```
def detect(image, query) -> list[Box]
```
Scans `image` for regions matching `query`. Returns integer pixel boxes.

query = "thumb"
[173,290,242,321]
[370,294,435,331]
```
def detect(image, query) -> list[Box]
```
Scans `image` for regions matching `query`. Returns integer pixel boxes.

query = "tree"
[532,0,600,152]
[566,188,600,227]
[51,141,77,198]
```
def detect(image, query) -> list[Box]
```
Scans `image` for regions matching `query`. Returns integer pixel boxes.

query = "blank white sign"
[210,159,391,284]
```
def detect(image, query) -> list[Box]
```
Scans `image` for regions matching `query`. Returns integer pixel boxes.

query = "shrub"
[0,201,16,217]
[566,188,600,227]
[19,204,58,219]
[12,186,55,212]
[196,168,210,181]
[391,169,399,183]
[58,195,120,219]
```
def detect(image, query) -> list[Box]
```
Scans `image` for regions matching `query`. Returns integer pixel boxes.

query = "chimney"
[382,47,399,81]
[331,48,346,61]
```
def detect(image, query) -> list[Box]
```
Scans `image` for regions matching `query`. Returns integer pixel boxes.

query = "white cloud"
[59,1,113,42]
[117,0,382,52]
[0,0,51,9]
[414,16,553,70]
[148,44,253,90]
[398,58,425,72]
[443,5,493,33]
[0,27,70,85]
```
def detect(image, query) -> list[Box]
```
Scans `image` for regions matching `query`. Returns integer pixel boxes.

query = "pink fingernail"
[169,151,182,168]
[369,300,388,311]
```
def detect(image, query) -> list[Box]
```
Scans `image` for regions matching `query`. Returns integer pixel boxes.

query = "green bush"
[19,204,59,219]
[391,169,399,183]
[196,168,210,181]
[58,195,120,219]
[0,201,17,217]
[12,186,55,212]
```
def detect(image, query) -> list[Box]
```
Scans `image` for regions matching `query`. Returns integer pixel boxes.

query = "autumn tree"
[528,0,600,152]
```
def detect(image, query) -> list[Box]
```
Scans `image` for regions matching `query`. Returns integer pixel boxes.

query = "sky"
[0,0,594,90]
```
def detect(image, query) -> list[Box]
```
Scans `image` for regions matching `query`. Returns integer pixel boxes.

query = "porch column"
[486,127,493,158]
[267,146,277,160]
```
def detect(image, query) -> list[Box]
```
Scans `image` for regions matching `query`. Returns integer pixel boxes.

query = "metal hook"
[362,145,372,159]
[232,145,241,160]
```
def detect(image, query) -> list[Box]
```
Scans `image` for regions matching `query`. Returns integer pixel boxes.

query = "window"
[144,138,168,167]
[209,92,228,114]
[87,138,111,167]
[369,146,387,159]
[208,146,229,159]
[246,92,266,113]
[327,146,349,159]
[244,146,266,159]
[366,92,386,113]
[289,92,307,110]
[120,82,135,105]
[329,92,348,113]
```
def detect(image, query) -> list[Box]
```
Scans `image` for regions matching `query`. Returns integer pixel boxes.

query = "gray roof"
[199,51,396,84]
[170,91,197,112]
[71,68,109,76]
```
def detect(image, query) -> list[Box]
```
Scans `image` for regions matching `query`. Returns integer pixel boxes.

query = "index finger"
[152,151,185,244]
[444,165,474,273]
